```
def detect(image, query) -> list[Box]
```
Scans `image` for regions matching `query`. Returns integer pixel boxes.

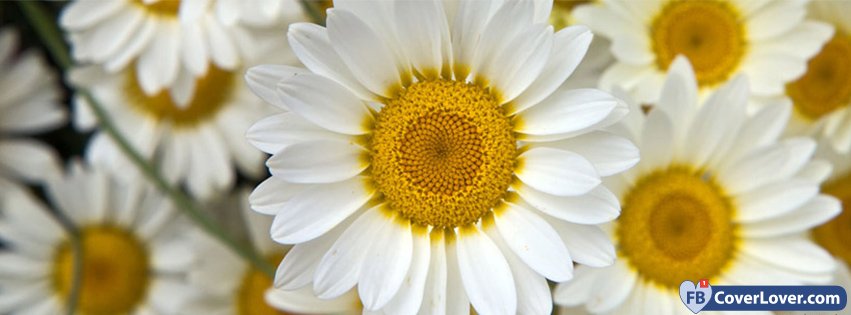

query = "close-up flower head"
[0,0,849,315]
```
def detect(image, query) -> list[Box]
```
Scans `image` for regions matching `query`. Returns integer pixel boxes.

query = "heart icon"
[679,280,712,314]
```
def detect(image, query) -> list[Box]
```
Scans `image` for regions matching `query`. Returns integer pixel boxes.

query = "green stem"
[18,1,275,280]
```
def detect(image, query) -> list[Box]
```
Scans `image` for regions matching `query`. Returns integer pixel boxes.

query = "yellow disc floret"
[236,253,289,315]
[126,65,235,127]
[617,166,737,289]
[133,0,181,16]
[651,0,746,87]
[786,31,851,121]
[53,226,149,315]
[813,172,851,267]
[371,80,516,229]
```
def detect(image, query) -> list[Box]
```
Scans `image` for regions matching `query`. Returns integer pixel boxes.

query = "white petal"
[394,0,450,79]
[382,230,430,315]
[247,112,348,155]
[455,227,516,315]
[482,24,553,104]
[516,89,622,139]
[179,21,208,76]
[516,183,619,225]
[510,26,593,114]
[736,180,818,223]
[271,177,373,244]
[683,75,748,167]
[419,230,448,315]
[746,0,806,40]
[486,225,553,315]
[137,22,179,94]
[0,140,61,184]
[450,0,497,79]
[655,56,698,137]
[287,23,376,101]
[742,238,835,274]
[245,65,308,108]
[553,266,599,306]
[516,147,600,197]
[268,140,367,184]
[493,202,573,281]
[314,206,385,299]
[638,109,675,173]
[744,195,841,238]
[542,131,639,176]
[549,219,616,268]
[327,9,404,97]
[59,0,124,30]
[249,176,309,216]
[205,15,239,69]
[105,17,156,72]
[277,73,372,135]
[471,0,534,83]
[720,138,815,194]
[585,260,637,313]
[266,287,359,315]
[445,237,471,315]
[275,218,349,290]
[724,101,791,163]
[359,214,413,310]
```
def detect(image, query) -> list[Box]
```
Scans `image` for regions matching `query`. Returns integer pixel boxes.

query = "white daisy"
[780,1,851,153]
[810,141,851,301]
[69,39,294,199]
[0,161,194,315]
[59,0,299,100]
[554,57,842,315]
[182,188,360,315]
[247,1,639,314]
[0,27,66,187]
[574,0,834,103]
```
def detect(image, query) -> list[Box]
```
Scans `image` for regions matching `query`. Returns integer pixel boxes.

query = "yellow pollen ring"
[813,171,851,268]
[617,166,737,289]
[651,0,746,87]
[786,31,851,121]
[370,79,516,229]
[125,64,236,127]
[53,226,150,314]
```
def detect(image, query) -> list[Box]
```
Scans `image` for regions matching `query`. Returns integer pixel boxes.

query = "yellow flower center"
[786,31,851,121]
[813,171,851,268]
[370,80,516,229]
[550,0,593,30]
[53,226,149,315]
[236,254,290,315]
[132,0,181,16]
[651,0,746,87]
[125,65,236,127]
[617,167,737,289]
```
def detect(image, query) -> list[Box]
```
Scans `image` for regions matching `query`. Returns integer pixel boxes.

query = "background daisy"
[0,161,194,315]
[554,57,841,314]
[0,27,66,188]
[810,141,851,297]
[247,1,638,314]
[575,0,834,103]
[550,0,614,91]
[781,1,851,153]
[182,188,360,315]
[69,35,295,199]
[59,0,300,100]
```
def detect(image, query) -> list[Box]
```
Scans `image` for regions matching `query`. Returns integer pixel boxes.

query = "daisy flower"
[182,189,360,315]
[0,28,66,187]
[554,57,842,314]
[810,141,851,295]
[0,162,194,315]
[247,1,639,314]
[782,1,851,153]
[70,40,294,199]
[574,0,834,103]
[59,0,298,99]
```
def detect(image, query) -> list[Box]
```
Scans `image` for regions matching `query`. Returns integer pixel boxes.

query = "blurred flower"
[554,57,841,314]
[0,27,66,188]
[67,34,296,199]
[59,0,300,100]
[246,1,638,314]
[810,141,851,295]
[576,0,833,103]
[782,1,851,153]
[182,188,360,315]
[0,161,194,315]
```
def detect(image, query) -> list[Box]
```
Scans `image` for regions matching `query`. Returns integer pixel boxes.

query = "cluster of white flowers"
[0,1,849,315]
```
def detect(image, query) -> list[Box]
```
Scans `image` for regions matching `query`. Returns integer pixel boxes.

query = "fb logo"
[680,279,713,313]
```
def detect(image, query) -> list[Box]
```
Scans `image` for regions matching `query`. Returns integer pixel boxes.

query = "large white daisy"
[69,39,294,199]
[0,27,66,187]
[182,188,360,315]
[59,0,300,100]
[554,57,842,315]
[575,0,834,103]
[246,1,639,314]
[781,1,851,153]
[0,162,194,315]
